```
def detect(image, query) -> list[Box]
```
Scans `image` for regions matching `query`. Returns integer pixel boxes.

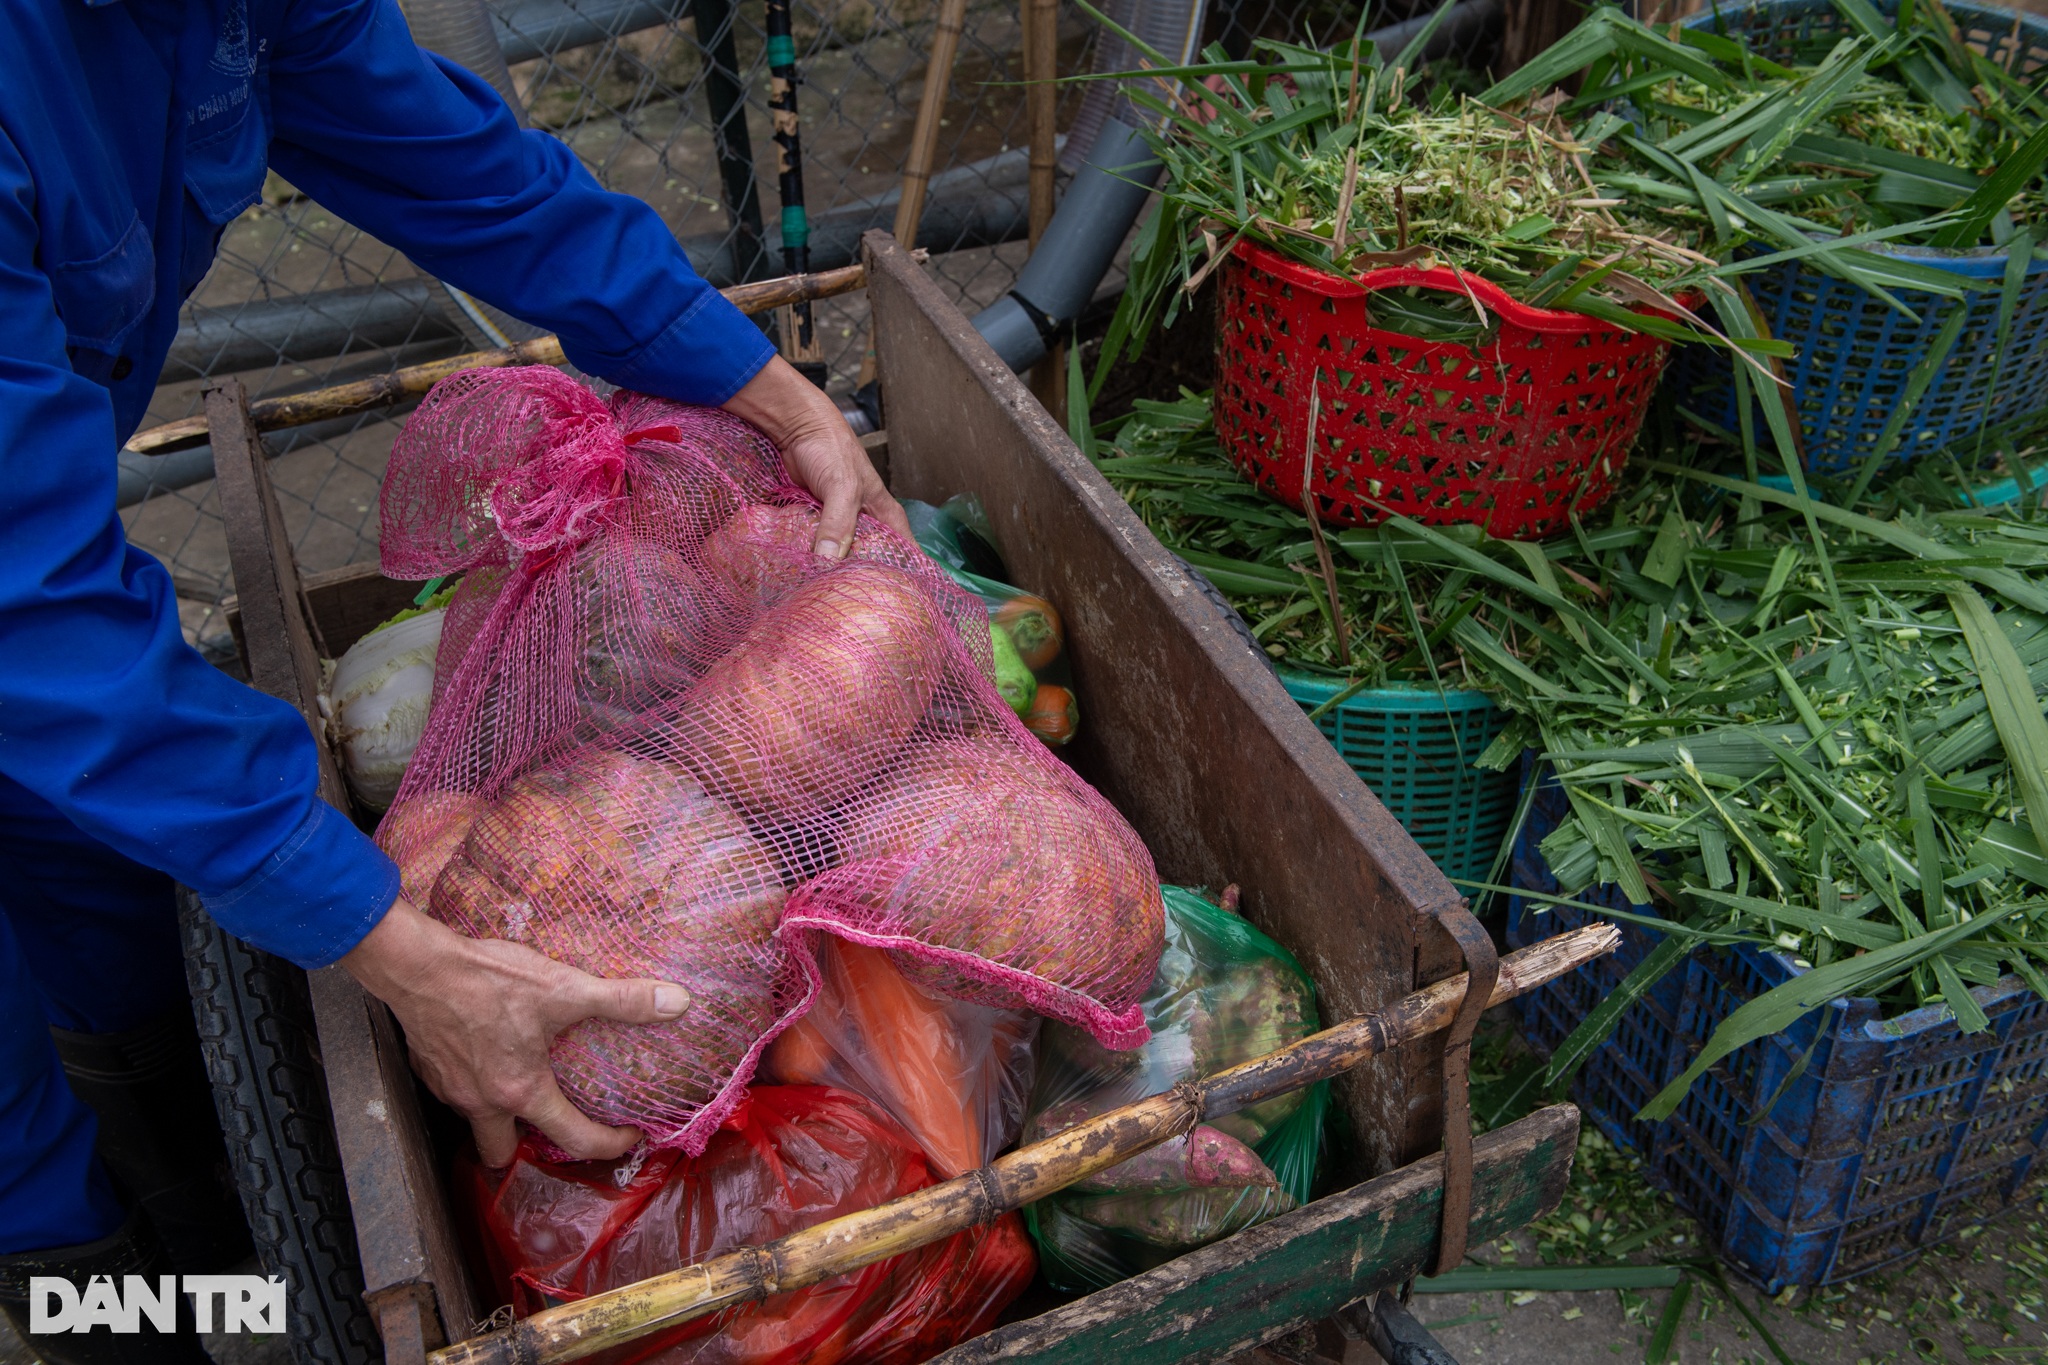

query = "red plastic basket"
[1215,240,1679,539]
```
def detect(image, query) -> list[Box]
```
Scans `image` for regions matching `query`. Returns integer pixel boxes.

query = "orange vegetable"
[1023,682,1079,747]
[761,1013,838,1087]
[993,594,1063,671]
[823,941,984,1177]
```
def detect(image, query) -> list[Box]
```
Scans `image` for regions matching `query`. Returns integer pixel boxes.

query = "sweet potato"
[427,748,786,1126]
[573,537,722,709]
[829,738,1164,1015]
[676,564,948,818]
[1065,1124,1278,1195]
[376,790,487,905]
[699,503,834,608]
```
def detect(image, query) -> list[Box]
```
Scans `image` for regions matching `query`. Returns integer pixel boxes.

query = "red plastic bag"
[373,370,1163,1151]
[760,937,1037,1177]
[460,1086,1035,1365]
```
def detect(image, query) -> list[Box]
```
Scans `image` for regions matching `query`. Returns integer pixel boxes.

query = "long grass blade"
[1545,935,1691,1087]
[1950,586,2048,858]
[1646,1275,1695,1365]
[1930,120,2048,248]
[1641,901,2023,1120]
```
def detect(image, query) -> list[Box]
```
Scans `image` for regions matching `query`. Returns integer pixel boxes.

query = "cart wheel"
[1176,554,1279,673]
[179,890,383,1365]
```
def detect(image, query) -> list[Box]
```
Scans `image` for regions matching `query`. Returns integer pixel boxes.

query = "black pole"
[687,0,770,285]
[764,0,828,386]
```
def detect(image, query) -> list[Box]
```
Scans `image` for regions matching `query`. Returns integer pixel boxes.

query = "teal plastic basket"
[1279,674,1517,883]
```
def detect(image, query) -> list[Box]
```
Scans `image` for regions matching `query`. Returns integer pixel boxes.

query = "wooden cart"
[196,233,1578,1365]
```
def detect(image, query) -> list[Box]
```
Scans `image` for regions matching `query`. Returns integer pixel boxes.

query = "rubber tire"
[1175,553,1280,675]
[179,891,382,1365]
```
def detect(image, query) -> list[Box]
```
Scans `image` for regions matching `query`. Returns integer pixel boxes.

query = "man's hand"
[721,355,911,557]
[340,897,691,1167]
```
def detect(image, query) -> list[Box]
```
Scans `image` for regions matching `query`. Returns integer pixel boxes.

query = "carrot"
[1023,682,1079,746]
[760,1014,839,1087]
[827,941,984,1177]
[993,594,1063,671]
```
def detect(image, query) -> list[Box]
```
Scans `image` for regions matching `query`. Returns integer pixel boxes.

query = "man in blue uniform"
[0,0,903,1357]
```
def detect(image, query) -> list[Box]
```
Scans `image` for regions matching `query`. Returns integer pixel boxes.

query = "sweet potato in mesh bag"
[788,739,1161,1044]
[375,367,1162,1153]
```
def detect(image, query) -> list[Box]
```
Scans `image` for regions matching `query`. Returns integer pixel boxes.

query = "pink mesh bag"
[374,368,1162,1153]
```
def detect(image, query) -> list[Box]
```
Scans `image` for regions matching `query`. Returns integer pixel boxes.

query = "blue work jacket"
[0,0,776,967]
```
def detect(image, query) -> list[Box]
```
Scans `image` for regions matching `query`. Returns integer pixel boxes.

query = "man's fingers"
[811,464,864,561]
[521,1080,645,1161]
[471,1110,522,1169]
[559,970,692,1029]
[866,481,913,540]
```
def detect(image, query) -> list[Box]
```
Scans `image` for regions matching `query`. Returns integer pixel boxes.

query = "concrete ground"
[1408,1212,2048,1364]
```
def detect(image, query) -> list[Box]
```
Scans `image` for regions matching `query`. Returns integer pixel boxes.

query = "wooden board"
[207,380,477,1362]
[862,233,1470,1175]
[227,562,432,667]
[208,380,342,807]
[304,965,481,1355]
[932,1105,1579,1364]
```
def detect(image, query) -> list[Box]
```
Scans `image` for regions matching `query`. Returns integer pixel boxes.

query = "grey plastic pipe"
[972,0,1504,373]
[492,0,685,64]
[973,118,1163,372]
[972,0,1209,373]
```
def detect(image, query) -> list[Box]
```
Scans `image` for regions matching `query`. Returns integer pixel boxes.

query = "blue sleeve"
[263,0,776,405]
[0,134,399,970]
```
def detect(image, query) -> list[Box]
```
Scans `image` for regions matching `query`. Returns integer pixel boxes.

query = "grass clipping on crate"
[1485,0,2048,260]
[1650,72,2047,234]
[1099,400,2048,1118]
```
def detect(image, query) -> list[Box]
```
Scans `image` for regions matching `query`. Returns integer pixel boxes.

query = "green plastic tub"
[1279,674,1517,884]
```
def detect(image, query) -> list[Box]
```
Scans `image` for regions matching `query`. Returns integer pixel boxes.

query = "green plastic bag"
[1022,885,1328,1291]
[901,496,1080,746]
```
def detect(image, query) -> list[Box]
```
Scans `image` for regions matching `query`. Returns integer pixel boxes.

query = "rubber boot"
[0,1210,212,1365]
[49,1010,251,1275]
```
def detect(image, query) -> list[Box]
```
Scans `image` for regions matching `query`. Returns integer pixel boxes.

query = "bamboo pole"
[429,923,1620,1365]
[1022,0,1065,420]
[854,0,970,388]
[1024,0,1057,249]
[125,263,880,457]
[891,0,970,256]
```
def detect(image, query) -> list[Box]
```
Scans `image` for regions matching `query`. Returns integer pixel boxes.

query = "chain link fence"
[123,0,1501,668]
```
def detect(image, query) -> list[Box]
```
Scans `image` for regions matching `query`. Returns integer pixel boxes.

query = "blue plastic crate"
[1279,674,1516,884]
[1507,774,2048,1290]
[1666,0,2048,472]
